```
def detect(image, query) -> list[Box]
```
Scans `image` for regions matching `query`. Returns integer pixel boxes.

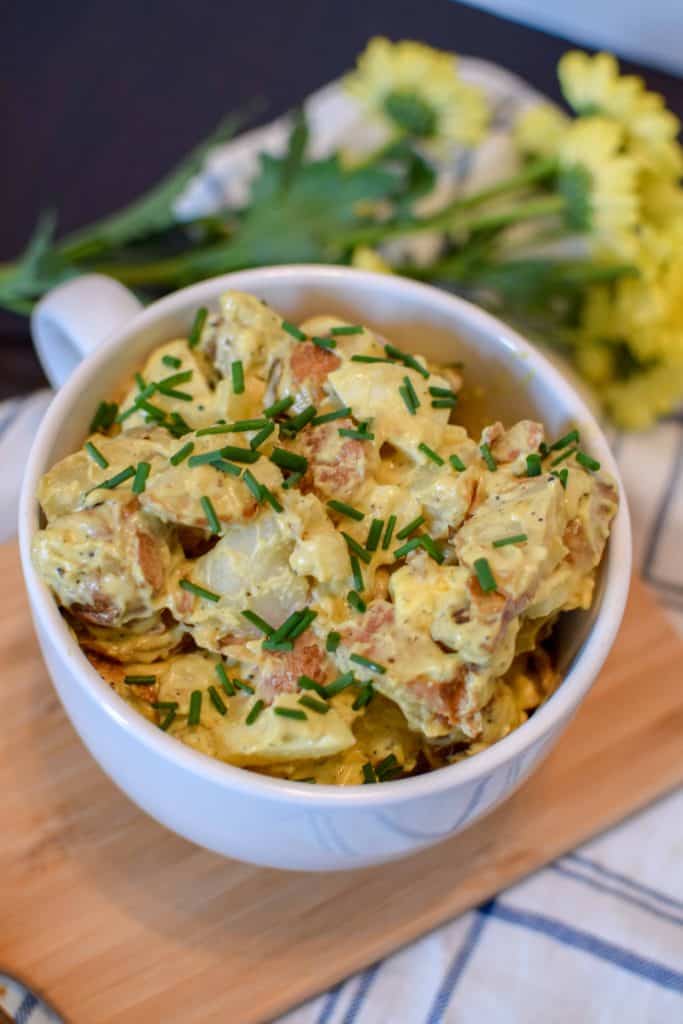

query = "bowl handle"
[31,274,144,389]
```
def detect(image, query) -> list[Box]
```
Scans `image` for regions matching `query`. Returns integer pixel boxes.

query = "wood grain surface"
[0,540,681,1024]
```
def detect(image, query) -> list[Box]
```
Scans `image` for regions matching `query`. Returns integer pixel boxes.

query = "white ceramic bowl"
[20,266,631,871]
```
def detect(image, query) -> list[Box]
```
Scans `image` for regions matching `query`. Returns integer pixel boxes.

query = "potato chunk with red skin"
[294,418,373,500]
[32,500,178,628]
[248,631,331,705]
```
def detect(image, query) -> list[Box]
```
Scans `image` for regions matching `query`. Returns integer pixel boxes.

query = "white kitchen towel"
[2,57,680,1023]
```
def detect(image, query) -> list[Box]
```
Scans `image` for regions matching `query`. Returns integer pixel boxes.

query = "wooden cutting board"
[1,541,681,1024]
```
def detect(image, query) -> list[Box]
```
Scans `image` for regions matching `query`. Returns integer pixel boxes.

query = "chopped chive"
[282,471,304,490]
[539,442,549,456]
[212,458,242,476]
[233,678,255,694]
[403,375,420,411]
[311,406,352,426]
[225,418,270,432]
[298,777,316,784]
[382,514,397,550]
[526,453,542,477]
[299,695,329,714]
[399,384,417,416]
[262,639,294,652]
[188,690,202,726]
[576,451,600,472]
[179,578,221,602]
[393,537,424,560]
[282,405,317,433]
[261,484,284,513]
[492,533,528,548]
[326,631,341,653]
[549,428,580,452]
[270,448,308,472]
[311,335,336,350]
[419,534,445,564]
[350,554,364,593]
[362,762,377,784]
[350,355,393,364]
[123,674,156,685]
[550,446,578,467]
[231,360,245,394]
[339,427,375,441]
[157,370,193,389]
[200,495,221,535]
[274,707,307,720]
[341,532,371,565]
[347,590,367,613]
[92,465,135,491]
[151,701,179,710]
[376,753,400,780]
[352,683,375,710]
[170,441,194,465]
[159,707,177,731]
[429,386,457,399]
[131,461,150,495]
[418,442,444,466]
[331,324,363,336]
[384,343,429,378]
[168,412,191,437]
[264,395,295,418]
[365,518,384,552]
[188,449,225,467]
[215,662,235,697]
[241,609,274,635]
[188,307,208,348]
[299,675,328,699]
[250,422,275,449]
[327,499,364,521]
[85,441,109,469]
[116,404,140,424]
[551,468,569,489]
[208,685,228,716]
[268,609,306,644]
[246,699,265,725]
[135,371,145,391]
[162,354,182,369]
[242,468,264,502]
[287,608,317,641]
[137,399,167,422]
[157,387,192,402]
[135,382,157,402]
[350,653,386,674]
[195,424,236,436]
[432,398,458,409]
[396,514,425,541]
[89,400,118,433]
[218,445,260,464]
[449,453,466,472]
[474,557,497,593]
[480,443,497,472]
[281,320,306,341]
[339,425,376,442]
[324,671,356,697]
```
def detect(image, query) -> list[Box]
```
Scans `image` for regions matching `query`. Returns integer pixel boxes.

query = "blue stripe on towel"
[15,991,38,1024]
[424,907,491,1023]
[552,862,683,928]
[316,982,345,1024]
[341,963,382,1024]
[567,852,683,913]
[480,901,683,993]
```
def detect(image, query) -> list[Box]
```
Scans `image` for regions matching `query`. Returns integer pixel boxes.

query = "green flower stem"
[453,194,566,235]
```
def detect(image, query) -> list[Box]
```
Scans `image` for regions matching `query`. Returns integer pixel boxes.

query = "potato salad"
[33,291,618,785]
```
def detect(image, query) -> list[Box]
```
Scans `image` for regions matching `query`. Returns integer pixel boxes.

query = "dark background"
[3,0,682,397]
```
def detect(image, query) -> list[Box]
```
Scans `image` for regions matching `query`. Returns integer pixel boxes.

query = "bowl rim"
[19,264,632,808]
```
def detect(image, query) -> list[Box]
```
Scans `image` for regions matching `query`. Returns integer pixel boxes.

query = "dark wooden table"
[3,0,682,398]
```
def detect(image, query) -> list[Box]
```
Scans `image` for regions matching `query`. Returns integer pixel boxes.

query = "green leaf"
[0,211,75,313]
[58,106,255,261]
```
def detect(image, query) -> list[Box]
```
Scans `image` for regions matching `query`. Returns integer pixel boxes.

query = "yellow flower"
[574,221,683,427]
[345,37,488,147]
[558,51,683,179]
[514,103,569,159]
[558,117,639,257]
[351,246,393,274]
[639,174,683,227]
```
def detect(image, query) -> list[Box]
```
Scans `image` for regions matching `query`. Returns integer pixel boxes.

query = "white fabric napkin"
[3,57,681,1024]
